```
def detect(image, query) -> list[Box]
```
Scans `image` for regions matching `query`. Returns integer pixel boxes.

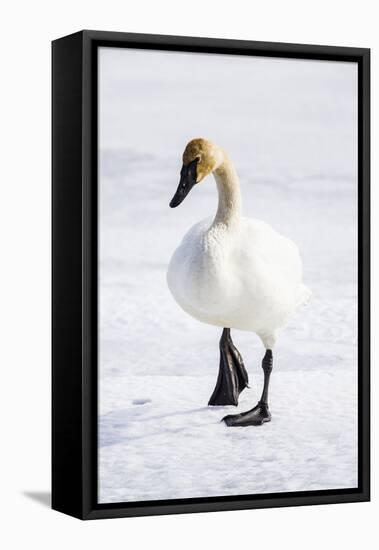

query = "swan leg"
[222,350,273,426]
[208,328,249,406]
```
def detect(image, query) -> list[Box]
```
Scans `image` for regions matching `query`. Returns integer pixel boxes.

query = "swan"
[167,138,311,427]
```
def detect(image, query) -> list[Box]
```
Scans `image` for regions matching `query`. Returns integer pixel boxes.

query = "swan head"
[169,138,223,208]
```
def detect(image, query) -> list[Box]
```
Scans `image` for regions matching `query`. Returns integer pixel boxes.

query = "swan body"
[168,216,310,348]
[167,138,310,349]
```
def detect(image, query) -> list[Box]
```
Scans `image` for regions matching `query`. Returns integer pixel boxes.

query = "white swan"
[167,138,311,426]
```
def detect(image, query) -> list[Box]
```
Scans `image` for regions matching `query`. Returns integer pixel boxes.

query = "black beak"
[169,158,198,208]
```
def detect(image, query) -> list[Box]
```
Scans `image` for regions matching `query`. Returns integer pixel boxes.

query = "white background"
[0,1,376,548]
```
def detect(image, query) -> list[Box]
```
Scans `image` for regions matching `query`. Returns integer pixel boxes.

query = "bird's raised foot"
[208,329,249,406]
[208,349,239,406]
[222,401,271,427]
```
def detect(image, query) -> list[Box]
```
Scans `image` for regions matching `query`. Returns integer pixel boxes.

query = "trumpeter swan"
[167,138,311,426]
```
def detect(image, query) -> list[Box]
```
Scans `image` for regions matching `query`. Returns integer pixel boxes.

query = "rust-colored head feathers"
[182,138,223,183]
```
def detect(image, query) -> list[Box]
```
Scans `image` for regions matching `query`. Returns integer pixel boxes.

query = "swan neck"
[212,153,241,227]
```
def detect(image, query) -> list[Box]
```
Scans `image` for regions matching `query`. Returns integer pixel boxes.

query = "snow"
[98,48,358,503]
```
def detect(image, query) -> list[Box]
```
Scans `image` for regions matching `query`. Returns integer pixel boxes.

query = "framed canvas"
[52,30,370,520]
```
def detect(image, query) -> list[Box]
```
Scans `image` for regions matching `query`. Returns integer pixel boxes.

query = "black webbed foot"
[229,340,249,394]
[222,401,271,427]
[208,329,249,406]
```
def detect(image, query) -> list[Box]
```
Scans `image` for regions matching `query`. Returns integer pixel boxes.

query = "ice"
[98,48,358,503]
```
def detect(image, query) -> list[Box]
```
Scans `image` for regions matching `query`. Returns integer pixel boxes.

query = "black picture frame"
[52,30,370,520]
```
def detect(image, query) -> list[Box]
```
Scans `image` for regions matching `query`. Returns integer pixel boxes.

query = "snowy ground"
[98,49,358,503]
